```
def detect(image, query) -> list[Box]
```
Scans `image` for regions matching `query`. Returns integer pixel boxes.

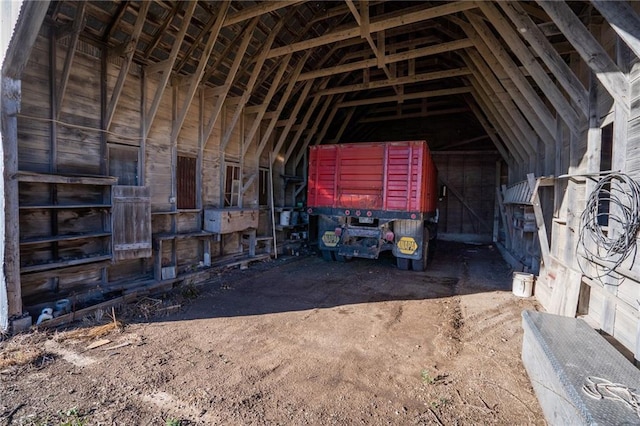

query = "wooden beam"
[337,86,471,108]
[357,107,469,123]
[283,94,323,163]
[224,1,304,27]
[527,173,551,268]
[537,0,629,113]
[479,2,584,135]
[144,1,196,138]
[297,38,473,82]
[203,17,259,146]
[330,107,356,143]
[591,0,640,61]
[2,0,50,78]
[220,12,291,150]
[256,51,311,158]
[345,0,400,95]
[315,68,471,97]
[466,11,558,142]
[267,1,478,59]
[241,54,292,155]
[56,2,86,119]
[464,50,537,156]
[470,82,528,164]
[466,96,510,163]
[457,16,555,149]
[289,94,335,165]
[2,78,22,317]
[271,80,314,161]
[295,94,344,169]
[172,2,229,141]
[105,1,150,130]
[498,1,589,118]
[143,2,180,59]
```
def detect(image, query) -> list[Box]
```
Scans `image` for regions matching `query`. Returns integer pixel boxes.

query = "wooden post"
[1,77,22,318]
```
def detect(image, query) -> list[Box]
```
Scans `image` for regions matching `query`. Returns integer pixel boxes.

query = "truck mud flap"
[392,219,425,260]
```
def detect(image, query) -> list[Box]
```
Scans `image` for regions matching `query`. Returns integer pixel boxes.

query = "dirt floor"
[0,241,545,425]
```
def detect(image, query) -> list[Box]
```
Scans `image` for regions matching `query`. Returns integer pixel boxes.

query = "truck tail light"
[385,231,395,242]
[334,227,342,237]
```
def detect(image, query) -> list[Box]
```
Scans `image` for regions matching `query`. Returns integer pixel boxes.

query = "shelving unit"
[274,207,308,254]
[17,171,118,274]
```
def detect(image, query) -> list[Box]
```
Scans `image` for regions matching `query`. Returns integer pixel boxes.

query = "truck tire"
[321,250,335,261]
[396,257,410,270]
[411,228,430,271]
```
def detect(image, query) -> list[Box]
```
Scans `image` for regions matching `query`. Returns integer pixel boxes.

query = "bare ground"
[0,241,545,425]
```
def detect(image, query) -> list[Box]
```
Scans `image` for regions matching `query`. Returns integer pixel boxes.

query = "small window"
[177,155,197,209]
[598,123,613,226]
[259,168,269,206]
[109,145,138,185]
[224,162,241,207]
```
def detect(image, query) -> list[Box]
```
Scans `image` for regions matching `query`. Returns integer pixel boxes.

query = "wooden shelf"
[20,203,111,210]
[16,171,118,185]
[20,231,111,246]
[153,231,215,241]
[21,254,112,274]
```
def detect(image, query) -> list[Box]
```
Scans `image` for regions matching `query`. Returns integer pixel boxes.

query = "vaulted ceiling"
[42,1,605,161]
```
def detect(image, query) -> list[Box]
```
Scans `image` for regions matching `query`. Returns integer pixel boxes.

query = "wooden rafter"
[255,51,312,158]
[202,17,259,147]
[174,2,229,74]
[591,0,640,60]
[345,0,400,95]
[470,84,527,164]
[143,2,181,59]
[479,2,584,135]
[466,11,557,142]
[455,15,554,147]
[498,1,589,118]
[271,80,314,160]
[105,1,150,130]
[357,107,470,124]
[266,1,478,59]
[537,0,629,113]
[241,54,293,156]
[337,86,471,108]
[56,1,86,119]
[463,50,536,157]
[172,2,229,141]
[144,1,196,138]
[297,38,473,82]
[224,1,305,27]
[292,94,336,167]
[220,10,293,151]
[315,67,471,97]
[465,95,510,163]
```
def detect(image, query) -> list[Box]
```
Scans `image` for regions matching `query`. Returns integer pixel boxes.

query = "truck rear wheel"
[411,228,430,271]
[321,250,335,261]
[396,257,410,270]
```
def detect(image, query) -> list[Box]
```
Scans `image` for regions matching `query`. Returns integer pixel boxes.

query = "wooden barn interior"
[1,0,640,370]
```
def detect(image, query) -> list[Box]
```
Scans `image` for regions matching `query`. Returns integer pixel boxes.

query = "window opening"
[177,155,197,209]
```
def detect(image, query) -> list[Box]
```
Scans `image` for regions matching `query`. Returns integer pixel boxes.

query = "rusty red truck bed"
[307,140,437,216]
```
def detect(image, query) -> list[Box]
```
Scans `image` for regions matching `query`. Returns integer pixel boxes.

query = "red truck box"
[307,140,437,215]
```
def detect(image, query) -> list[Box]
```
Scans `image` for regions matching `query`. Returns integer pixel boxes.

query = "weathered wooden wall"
[15,25,279,316]
[433,152,498,243]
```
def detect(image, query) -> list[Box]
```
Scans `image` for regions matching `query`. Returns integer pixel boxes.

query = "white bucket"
[280,210,291,226]
[512,272,534,297]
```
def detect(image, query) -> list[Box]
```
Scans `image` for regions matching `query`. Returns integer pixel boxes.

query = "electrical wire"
[578,172,640,283]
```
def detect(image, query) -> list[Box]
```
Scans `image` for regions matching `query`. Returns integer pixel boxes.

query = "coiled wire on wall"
[578,172,640,282]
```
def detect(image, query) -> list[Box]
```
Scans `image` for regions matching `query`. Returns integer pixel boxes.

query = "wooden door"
[112,186,152,261]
